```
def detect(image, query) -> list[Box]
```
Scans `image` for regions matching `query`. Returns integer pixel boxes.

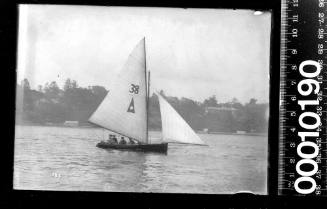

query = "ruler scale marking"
[279,0,327,196]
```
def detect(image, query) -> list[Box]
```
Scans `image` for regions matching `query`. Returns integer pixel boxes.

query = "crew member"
[112,136,118,144]
[129,137,135,144]
[108,134,118,144]
[119,136,127,145]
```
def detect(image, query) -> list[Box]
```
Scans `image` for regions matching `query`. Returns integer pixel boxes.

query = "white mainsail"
[89,38,148,143]
[156,93,205,145]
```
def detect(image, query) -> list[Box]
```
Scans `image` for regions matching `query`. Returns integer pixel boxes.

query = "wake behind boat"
[88,38,205,154]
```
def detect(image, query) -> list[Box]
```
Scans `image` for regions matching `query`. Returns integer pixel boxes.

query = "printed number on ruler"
[279,0,327,195]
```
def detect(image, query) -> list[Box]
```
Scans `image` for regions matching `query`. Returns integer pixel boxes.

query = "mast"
[147,71,151,144]
[144,37,149,144]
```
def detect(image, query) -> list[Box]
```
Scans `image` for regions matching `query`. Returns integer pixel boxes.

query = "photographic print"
[14,5,271,194]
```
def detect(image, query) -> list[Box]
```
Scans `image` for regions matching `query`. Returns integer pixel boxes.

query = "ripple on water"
[13,125,268,194]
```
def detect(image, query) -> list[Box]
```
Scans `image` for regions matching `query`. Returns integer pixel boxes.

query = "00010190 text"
[294,60,322,194]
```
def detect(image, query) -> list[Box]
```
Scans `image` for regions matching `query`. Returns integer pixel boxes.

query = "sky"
[17,5,271,103]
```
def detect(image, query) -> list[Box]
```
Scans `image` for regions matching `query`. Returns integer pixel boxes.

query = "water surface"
[14,125,267,194]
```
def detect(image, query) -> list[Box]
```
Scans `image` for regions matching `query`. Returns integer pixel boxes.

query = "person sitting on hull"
[132,138,140,144]
[112,136,118,144]
[107,134,118,144]
[128,137,135,145]
[106,134,112,144]
[119,136,127,145]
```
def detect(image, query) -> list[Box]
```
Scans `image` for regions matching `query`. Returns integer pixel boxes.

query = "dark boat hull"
[96,141,168,154]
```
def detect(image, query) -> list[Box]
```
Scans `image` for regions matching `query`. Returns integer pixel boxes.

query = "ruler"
[279,0,327,195]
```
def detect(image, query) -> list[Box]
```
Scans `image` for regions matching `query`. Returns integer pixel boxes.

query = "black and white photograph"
[14,5,271,194]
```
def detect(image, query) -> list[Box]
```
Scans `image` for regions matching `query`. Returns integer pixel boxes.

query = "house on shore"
[203,106,237,133]
[64,121,79,127]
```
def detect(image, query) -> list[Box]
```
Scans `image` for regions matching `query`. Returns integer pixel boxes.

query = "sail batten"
[157,93,205,145]
[89,38,148,143]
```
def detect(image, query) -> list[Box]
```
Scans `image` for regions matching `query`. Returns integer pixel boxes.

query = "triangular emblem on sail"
[89,38,147,143]
[156,92,205,145]
[127,98,135,113]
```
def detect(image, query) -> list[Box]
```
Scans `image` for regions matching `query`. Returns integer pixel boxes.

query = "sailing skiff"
[88,38,205,154]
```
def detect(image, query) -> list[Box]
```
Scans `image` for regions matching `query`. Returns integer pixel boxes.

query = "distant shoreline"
[197,131,267,137]
[15,122,98,128]
[15,123,267,137]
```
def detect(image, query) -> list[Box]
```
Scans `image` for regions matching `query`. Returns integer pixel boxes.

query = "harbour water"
[14,125,268,194]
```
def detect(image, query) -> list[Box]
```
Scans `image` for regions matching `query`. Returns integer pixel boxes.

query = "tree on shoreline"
[16,78,268,133]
